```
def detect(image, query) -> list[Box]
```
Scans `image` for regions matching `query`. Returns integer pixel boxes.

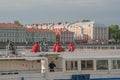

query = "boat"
[0,45,120,80]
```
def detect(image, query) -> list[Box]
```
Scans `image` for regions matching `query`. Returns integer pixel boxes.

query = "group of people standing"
[7,40,75,54]
[31,41,75,53]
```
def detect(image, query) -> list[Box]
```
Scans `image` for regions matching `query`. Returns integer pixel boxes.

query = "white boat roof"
[58,50,120,59]
[1,50,120,60]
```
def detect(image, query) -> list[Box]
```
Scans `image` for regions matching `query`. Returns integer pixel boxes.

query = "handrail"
[14,45,120,50]
[0,69,43,75]
[0,68,63,74]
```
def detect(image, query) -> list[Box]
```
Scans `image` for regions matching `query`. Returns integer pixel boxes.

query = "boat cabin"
[1,50,120,80]
[44,51,120,79]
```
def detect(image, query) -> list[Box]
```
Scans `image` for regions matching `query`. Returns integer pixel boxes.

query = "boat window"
[81,60,93,70]
[96,60,108,70]
[112,60,120,69]
[65,61,78,71]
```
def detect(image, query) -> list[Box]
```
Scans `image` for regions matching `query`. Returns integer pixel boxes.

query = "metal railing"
[0,68,63,75]
[4,45,120,56]
[15,45,120,50]
[0,69,42,75]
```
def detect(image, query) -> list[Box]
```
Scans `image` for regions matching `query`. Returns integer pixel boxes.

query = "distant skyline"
[0,0,120,26]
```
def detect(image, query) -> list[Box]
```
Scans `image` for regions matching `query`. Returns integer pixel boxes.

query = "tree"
[81,20,90,22]
[14,20,22,26]
[109,25,120,43]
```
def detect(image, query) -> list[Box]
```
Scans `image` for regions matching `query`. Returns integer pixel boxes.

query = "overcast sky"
[0,0,120,26]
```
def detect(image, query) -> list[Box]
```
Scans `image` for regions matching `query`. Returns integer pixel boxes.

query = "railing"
[75,46,120,50]
[0,68,63,75]
[5,45,120,51]
[0,69,42,75]
[4,45,120,56]
[49,68,63,72]
[15,45,120,50]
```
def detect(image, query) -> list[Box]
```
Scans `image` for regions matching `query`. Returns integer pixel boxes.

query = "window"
[81,60,93,70]
[112,60,120,69]
[65,61,78,71]
[96,60,108,70]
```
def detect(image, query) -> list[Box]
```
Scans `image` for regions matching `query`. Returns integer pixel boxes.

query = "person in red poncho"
[53,42,57,52]
[56,43,62,52]
[53,42,62,52]
[68,42,75,52]
[31,42,40,52]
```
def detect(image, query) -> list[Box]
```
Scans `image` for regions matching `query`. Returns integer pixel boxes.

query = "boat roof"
[58,50,120,59]
[1,50,120,60]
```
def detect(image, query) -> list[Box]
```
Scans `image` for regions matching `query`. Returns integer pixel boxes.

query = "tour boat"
[0,46,120,80]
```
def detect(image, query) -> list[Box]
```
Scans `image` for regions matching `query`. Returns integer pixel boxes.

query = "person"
[68,42,75,52]
[55,43,62,52]
[53,42,57,52]
[49,61,56,72]
[31,42,40,52]
[53,41,63,52]
[43,42,48,51]
[39,41,44,51]
[7,40,17,55]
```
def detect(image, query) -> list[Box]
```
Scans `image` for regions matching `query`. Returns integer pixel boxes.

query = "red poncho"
[68,43,74,52]
[31,43,40,52]
[56,43,62,52]
[53,42,57,52]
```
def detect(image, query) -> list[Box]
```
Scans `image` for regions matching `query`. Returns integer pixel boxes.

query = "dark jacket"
[49,62,56,69]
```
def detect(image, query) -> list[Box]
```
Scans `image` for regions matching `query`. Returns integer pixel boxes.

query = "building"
[68,21,108,44]
[26,28,56,43]
[0,23,26,43]
[92,24,108,44]
[0,23,56,44]
[60,30,74,43]
[24,22,70,30]
[1,20,108,44]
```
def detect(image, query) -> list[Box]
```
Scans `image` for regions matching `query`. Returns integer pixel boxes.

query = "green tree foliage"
[14,20,22,26]
[81,20,90,22]
[109,25,120,43]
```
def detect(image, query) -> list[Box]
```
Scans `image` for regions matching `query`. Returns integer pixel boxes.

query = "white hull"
[1,72,120,80]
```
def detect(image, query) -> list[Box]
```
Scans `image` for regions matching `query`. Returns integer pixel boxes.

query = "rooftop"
[0,23,23,28]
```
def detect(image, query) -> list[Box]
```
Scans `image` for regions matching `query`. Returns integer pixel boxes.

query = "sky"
[0,0,120,26]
